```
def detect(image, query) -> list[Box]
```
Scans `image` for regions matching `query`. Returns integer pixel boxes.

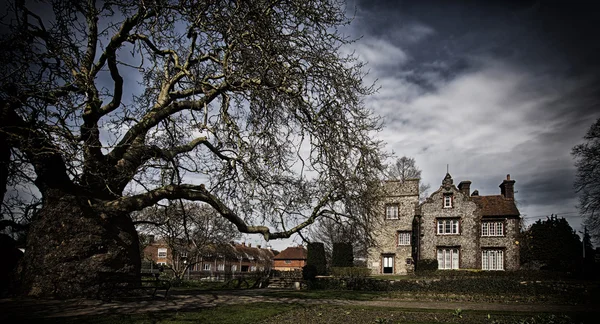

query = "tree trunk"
[19,189,140,298]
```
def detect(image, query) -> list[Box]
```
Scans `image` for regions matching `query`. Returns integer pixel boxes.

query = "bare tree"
[134,201,239,281]
[573,118,600,241]
[386,156,430,200]
[0,0,387,297]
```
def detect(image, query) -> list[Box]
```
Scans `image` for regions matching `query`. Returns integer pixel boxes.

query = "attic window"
[444,194,452,208]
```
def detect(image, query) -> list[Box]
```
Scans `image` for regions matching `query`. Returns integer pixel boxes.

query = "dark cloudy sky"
[267,0,600,250]
[347,0,599,232]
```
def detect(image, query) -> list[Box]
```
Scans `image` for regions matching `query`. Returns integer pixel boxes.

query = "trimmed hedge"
[330,267,371,278]
[416,259,438,272]
[331,242,353,267]
[307,242,327,276]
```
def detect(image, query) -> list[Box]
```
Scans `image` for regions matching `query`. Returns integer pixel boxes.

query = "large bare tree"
[573,118,600,241]
[0,0,387,297]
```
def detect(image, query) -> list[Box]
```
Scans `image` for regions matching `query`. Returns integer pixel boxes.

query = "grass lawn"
[259,289,386,300]
[35,303,589,324]
[37,302,300,324]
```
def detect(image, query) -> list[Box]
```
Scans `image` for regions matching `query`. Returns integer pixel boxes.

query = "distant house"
[273,246,307,271]
[367,173,521,274]
[143,240,276,278]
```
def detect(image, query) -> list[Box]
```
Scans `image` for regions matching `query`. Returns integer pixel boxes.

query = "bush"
[302,264,318,281]
[307,242,327,275]
[331,242,353,267]
[330,267,371,278]
[416,259,438,272]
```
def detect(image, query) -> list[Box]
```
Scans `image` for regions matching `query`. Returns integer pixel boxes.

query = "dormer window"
[444,194,452,208]
[386,204,399,219]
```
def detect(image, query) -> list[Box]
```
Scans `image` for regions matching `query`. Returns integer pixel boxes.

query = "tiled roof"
[471,195,520,217]
[273,246,307,260]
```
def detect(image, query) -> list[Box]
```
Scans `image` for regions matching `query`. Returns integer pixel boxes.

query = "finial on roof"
[442,172,453,186]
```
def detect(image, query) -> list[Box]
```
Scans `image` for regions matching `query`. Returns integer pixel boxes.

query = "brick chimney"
[458,181,471,196]
[499,174,516,199]
[242,242,246,247]
[248,243,252,247]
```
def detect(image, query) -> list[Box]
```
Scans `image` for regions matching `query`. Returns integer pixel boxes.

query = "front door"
[382,256,394,274]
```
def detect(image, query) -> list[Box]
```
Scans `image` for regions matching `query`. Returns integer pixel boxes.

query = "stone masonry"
[367,179,419,275]
[368,173,521,273]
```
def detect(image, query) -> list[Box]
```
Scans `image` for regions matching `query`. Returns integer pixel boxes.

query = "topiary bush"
[331,242,353,267]
[307,242,327,275]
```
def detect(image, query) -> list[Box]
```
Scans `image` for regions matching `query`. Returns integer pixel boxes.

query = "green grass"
[260,289,386,300]
[37,302,299,324]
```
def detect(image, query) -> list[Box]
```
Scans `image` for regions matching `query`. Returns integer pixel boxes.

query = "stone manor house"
[367,173,520,274]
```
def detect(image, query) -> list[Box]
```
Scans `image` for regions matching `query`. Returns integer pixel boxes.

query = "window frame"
[157,248,167,258]
[385,204,399,220]
[217,263,225,271]
[437,219,460,235]
[437,247,460,270]
[203,263,211,271]
[397,231,411,246]
[481,221,505,237]
[443,194,453,208]
[482,249,504,271]
[284,260,292,264]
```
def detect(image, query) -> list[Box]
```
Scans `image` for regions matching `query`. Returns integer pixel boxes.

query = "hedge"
[330,267,371,278]
[307,242,327,276]
[331,242,353,267]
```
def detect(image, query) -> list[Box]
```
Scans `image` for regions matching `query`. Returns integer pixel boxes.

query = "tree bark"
[19,189,140,298]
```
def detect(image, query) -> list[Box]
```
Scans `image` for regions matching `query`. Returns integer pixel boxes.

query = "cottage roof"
[471,195,520,217]
[273,246,307,260]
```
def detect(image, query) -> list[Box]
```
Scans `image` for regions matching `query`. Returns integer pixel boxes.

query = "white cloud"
[352,37,409,69]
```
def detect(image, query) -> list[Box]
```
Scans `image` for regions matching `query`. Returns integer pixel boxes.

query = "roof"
[273,246,307,260]
[471,195,520,217]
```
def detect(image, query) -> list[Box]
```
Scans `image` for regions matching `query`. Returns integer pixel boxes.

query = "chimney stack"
[471,190,479,196]
[248,243,252,247]
[499,174,516,199]
[242,242,246,247]
[257,245,261,249]
[458,181,472,196]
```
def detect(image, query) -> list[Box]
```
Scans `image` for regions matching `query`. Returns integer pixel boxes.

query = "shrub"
[302,264,318,281]
[307,242,327,275]
[416,259,438,272]
[330,267,371,278]
[331,242,353,267]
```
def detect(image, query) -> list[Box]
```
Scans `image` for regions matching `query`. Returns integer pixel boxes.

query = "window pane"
[437,249,444,269]
[498,223,503,236]
[445,221,451,234]
[452,220,458,234]
[452,249,459,269]
[445,249,451,269]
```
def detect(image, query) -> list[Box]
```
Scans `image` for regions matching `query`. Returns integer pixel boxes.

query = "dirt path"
[0,288,597,320]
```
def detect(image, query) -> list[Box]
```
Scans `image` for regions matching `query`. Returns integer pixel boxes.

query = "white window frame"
[284,260,292,264]
[482,221,504,237]
[203,263,211,271]
[444,195,452,208]
[250,266,257,272]
[231,265,237,272]
[397,231,411,246]
[437,248,459,270]
[386,204,399,219]
[217,263,225,271]
[157,248,167,258]
[482,249,504,270]
[437,219,460,235]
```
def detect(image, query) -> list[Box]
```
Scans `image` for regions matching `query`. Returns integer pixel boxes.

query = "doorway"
[382,255,394,274]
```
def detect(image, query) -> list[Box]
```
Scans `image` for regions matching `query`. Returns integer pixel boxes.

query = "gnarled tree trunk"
[19,190,140,298]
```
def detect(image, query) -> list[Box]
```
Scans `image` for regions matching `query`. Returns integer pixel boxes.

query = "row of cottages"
[368,173,520,274]
[144,240,277,276]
